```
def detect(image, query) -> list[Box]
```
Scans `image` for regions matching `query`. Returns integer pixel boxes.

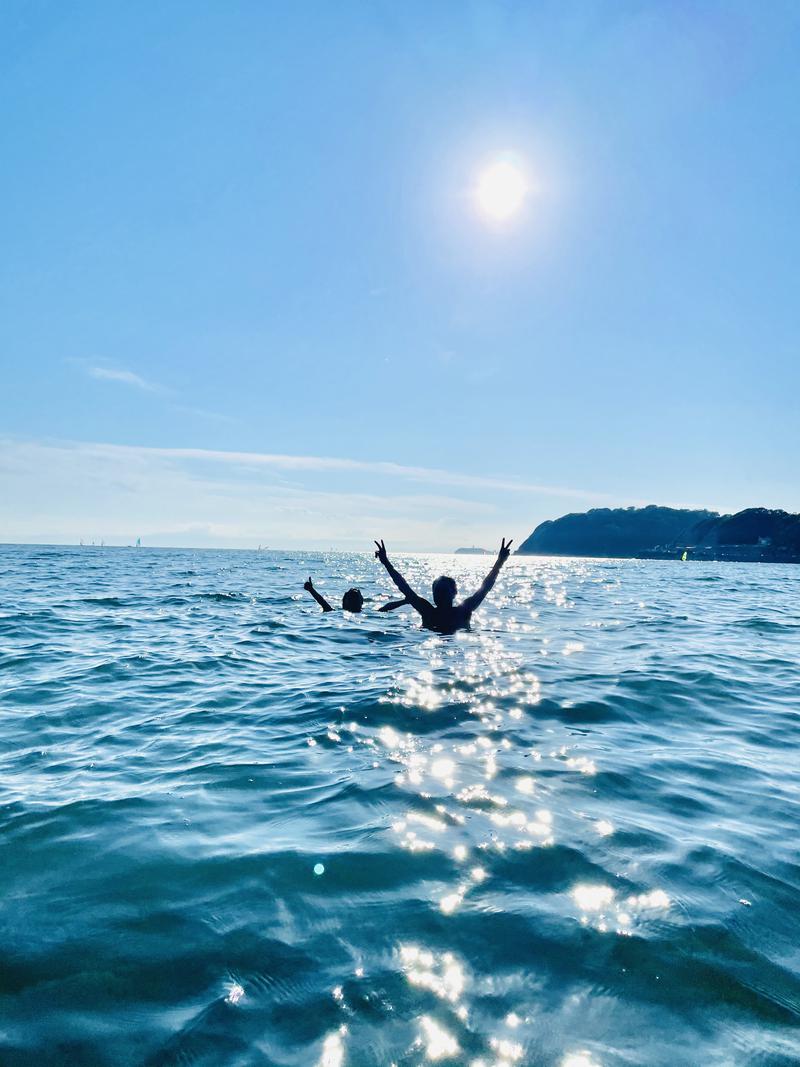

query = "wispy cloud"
[78,363,235,423]
[0,436,673,549]
[170,405,236,424]
[86,366,162,392]
[68,441,611,501]
[0,436,517,548]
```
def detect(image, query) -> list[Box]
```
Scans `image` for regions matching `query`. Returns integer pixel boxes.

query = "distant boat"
[455,546,491,555]
[681,550,688,562]
[136,537,141,548]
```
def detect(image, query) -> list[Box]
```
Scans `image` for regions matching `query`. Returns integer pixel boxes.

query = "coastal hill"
[517,506,800,563]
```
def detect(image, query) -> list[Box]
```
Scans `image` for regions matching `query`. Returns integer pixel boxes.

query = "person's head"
[432,575,457,608]
[341,587,364,613]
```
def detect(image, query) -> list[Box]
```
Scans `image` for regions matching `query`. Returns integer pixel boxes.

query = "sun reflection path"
[399,943,533,1066]
[418,1015,460,1060]
[400,945,466,1004]
[316,1026,347,1067]
[377,637,560,1059]
[561,1054,603,1067]
[570,882,670,934]
[311,608,672,1064]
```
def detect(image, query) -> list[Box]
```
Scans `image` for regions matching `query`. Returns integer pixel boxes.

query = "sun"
[475,159,528,222]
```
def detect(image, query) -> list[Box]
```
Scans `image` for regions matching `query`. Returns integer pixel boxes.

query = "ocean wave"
[1,545,799,1065]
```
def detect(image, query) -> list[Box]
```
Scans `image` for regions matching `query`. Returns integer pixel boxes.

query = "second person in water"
[303,576,408,614]
[374,537,513,634]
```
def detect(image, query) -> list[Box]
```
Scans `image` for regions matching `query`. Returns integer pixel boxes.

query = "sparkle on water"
[1,545,799,1065]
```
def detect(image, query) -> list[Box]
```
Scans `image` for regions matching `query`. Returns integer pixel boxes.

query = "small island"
[517,505,800,564]
[455,546,492,555]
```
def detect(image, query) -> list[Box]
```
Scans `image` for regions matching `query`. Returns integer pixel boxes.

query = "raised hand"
[303,576,314,592]
[498,537,513,564]
[374,539,388,565]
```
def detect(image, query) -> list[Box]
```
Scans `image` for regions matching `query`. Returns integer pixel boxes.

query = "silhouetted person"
[303,577,408,614]
[373,538,513,634]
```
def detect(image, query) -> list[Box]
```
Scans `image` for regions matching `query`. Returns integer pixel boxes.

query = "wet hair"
[432,575,457,608]
[341,587,364,612]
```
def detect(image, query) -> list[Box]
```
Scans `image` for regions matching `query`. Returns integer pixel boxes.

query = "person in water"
[303,577,408,614]
[373,538,513,634]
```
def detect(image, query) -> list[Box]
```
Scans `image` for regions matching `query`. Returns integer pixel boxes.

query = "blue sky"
[2,1,799,549]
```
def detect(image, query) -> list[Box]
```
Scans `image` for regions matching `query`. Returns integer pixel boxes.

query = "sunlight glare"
[571,884,615,912]
[475,160,528,222]
[419,1016,459,1061]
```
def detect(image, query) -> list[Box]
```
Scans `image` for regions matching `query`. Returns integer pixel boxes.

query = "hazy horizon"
[2,495,791,554]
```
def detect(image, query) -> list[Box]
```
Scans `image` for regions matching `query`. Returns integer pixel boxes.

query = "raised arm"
[378,597,410,612]
[461,538,513,613]
[374,540,431,615]
[303,576,333,612]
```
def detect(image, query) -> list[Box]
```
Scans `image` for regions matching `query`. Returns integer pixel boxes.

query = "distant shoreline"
[516,505,800,565]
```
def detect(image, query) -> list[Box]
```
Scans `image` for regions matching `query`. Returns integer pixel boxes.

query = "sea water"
[1,544,799,1066]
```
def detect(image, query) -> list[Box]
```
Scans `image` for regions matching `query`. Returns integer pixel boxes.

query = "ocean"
[1,544,799,1066]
